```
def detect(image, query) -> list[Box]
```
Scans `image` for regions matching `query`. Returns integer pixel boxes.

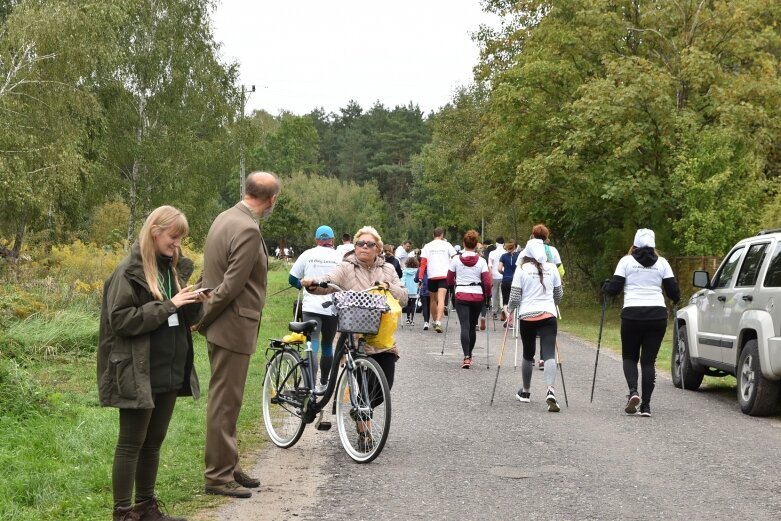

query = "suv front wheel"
[672,324,704,390]
[736,339,781,416]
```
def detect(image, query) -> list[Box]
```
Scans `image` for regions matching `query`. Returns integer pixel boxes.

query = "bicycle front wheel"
[335,356,391,463]
[262,349,307,448]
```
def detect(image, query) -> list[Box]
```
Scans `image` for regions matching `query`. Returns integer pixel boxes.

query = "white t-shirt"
[289,246,343,315]
[335,243,354,257]
[511,261,562,316]
[614,255,674,308]
[421,239,457,279]
[488,247,504,279]
[449,253,489,297]
[395,245,409,266]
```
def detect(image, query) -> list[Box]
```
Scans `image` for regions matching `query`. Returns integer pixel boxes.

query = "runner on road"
[417,227,457,333]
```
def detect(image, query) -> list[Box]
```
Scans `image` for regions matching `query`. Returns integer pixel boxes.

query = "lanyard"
[157,269,172,300]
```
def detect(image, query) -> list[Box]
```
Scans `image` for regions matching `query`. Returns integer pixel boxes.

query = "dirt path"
[198,317,781,520]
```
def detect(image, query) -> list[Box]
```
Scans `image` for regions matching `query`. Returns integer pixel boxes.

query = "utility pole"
[239,84,256,198]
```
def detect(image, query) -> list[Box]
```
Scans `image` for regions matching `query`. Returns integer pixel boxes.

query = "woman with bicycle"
[302,226,408,386]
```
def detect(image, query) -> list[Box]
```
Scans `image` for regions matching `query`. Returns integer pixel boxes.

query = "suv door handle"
[742,295,753,302]
[717,296,727,302]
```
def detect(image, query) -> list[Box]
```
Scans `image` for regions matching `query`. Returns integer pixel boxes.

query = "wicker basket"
[333,291,387,334]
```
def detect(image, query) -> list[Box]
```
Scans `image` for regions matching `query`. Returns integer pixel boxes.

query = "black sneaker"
[516,390,531,403]
[639,403,651,417]
[357,432,374,452]
[546,388,560,412]
[624,392,641,414]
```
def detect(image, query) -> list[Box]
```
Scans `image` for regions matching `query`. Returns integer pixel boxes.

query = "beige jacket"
[198,203,268,354]
[314,252,407,355]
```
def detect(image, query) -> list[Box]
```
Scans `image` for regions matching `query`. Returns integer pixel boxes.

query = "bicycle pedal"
[315,420,332,431]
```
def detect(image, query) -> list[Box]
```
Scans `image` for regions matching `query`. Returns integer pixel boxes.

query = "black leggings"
[519,317,557,361]
[501,280,512,305]
[620,318,667,403]
[113,391,178,508]
[405,297,418,319]
[367,351,396,409]
[418,295,430,323]
[455,300,483,357]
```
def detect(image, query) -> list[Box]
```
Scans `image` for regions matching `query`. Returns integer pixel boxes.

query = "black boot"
[113,505,141,521]
[133,497,187,521]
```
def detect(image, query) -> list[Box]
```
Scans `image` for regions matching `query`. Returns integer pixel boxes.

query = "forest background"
[1,1,780,519]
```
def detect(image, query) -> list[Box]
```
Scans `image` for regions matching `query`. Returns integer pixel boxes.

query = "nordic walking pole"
[513,309,519,370]
[294,289,302,321]
[268,285,295,298]
[554,306,568,407]
[485,304,490,369]
[490,309,513,405]
[555,342,568,407]
[590,293,608,403]
[673,304,683,390]
[440,289,451,355]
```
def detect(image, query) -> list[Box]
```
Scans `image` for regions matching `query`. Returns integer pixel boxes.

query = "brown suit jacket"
[199,203,268,354]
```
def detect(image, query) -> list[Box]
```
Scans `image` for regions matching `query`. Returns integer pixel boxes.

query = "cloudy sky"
[211,1,499,116]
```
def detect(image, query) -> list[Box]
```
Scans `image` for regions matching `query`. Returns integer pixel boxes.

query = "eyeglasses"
[355,240,377,248]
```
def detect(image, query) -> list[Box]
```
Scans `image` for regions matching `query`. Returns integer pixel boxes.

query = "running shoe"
[434,321,443,333]
[423,322,429,331]
[546,388,560,412]
[624,392,641,414]
[516,390,531,403]
[537,359,545,370]
[461,357,470,369]
[405,318,412,326]
[315,383,327,394]
[639,403,651,417]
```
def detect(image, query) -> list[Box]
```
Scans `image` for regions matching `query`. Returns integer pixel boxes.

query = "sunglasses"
[355,240,377,248]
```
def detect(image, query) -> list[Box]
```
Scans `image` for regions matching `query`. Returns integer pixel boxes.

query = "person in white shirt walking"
[507,239,564,412]
[417,227,457,333]
[335,233,354,258]
[602,228,680,417]
[395,240,412,267]
[288,225,343,390]
[487,236,505,318]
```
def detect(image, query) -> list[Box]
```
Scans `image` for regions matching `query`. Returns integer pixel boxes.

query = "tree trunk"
[11,215,26,258]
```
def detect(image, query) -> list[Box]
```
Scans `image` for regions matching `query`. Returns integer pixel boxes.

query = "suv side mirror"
[692,271,710,288]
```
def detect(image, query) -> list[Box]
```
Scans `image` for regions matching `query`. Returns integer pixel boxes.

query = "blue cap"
[315,225,334,240]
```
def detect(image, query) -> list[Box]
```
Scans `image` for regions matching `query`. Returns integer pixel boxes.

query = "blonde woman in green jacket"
[98,206,207,521]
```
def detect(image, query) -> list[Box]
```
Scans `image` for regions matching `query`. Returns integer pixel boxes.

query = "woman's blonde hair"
[354,226,383,253]
[138,206,189,301]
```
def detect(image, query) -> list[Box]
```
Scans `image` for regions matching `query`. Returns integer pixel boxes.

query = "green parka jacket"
[97,243,201,409]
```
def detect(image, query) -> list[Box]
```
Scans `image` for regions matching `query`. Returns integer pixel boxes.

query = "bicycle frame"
[264,331,367,424]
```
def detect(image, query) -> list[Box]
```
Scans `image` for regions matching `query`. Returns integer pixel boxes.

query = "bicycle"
[261,282,392,463]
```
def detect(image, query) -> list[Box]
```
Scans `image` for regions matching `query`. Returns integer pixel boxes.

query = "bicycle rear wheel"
[335,356,391,463]
[262,349,306,448]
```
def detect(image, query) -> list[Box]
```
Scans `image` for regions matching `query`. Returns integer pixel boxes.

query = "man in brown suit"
[198,171,280,498]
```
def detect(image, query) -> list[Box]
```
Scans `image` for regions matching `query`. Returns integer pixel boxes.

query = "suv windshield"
[712,247,745,289]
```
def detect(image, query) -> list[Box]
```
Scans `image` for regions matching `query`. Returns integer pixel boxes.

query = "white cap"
[633,228,655,248]
[521,239,548,264]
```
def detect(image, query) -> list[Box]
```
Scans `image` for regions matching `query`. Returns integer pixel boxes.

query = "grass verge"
[0,271,297,520]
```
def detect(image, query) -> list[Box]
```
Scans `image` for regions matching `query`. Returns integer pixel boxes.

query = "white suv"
[673,230,781,416]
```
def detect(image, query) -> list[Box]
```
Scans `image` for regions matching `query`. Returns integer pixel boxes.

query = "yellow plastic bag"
[364,289,402,349]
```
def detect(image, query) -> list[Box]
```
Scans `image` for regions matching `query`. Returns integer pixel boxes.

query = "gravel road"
[202,316,781,520]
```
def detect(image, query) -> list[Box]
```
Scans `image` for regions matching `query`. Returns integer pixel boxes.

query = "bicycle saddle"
[288,320,319,334]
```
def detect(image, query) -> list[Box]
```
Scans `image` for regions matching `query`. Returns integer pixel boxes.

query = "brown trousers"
[204,342,251,485]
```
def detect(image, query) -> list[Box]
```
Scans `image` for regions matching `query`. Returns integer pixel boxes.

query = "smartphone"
[194,287,213,295]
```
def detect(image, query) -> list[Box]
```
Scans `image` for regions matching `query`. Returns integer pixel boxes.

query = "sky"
[211,1,500,117]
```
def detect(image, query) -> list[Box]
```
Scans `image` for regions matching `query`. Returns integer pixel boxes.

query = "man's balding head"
[245,171,281,201]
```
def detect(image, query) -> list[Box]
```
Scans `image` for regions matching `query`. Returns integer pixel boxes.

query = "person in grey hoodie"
[602,228,680,417]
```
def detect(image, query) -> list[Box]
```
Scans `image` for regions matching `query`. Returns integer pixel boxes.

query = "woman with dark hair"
[497,239,519,323]
[447,230,492,369]
[507,239,563,412]
[98,206,208,521]
[602,228,680,417]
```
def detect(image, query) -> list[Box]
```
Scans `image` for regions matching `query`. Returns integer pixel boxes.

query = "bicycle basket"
[333,291,387,334]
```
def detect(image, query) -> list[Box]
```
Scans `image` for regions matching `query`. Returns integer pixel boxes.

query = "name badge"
[168,313,180,327]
